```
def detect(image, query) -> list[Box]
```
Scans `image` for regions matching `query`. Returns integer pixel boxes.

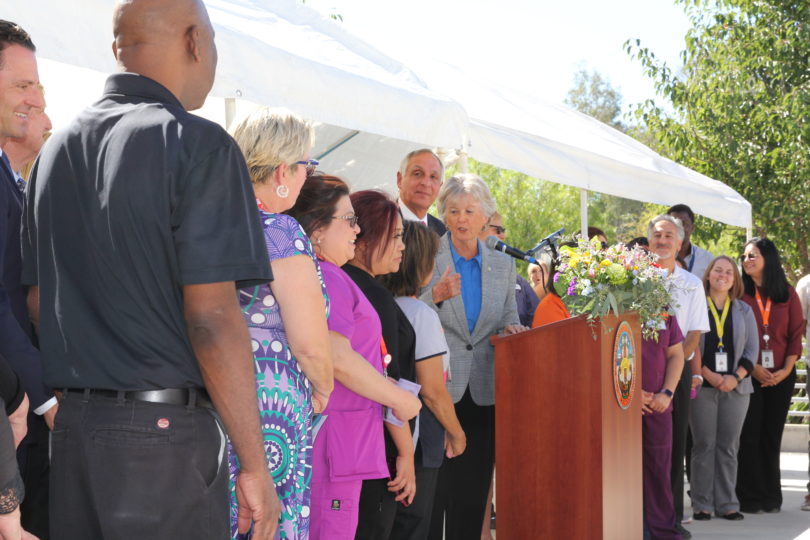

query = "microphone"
[485,236,538,264]
[527,227,566,255]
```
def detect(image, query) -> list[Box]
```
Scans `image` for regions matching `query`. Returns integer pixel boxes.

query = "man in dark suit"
[0,21,54,538]
[397,148,447,236]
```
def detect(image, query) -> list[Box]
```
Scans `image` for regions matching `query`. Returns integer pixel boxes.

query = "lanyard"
[256,197,270,213]
[754,288,772,347]
[754,288,772,328]
[707,296,730,349]
[687,245,696,272]
[381,338,392,377]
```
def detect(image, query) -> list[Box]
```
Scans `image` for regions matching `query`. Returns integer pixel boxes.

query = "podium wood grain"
[493,313,643,540]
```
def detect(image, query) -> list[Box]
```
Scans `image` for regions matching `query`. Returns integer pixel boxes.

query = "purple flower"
[567,278,577,296]
[553,272,561,283]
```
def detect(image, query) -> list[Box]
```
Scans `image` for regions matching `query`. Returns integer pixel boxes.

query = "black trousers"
[736,369,797,512]
[428,389,494,540]
[390,464,440,540]
[355,477,398,539]
[670,363,691,520]
[50,392,228,540]
[18,414,49,538]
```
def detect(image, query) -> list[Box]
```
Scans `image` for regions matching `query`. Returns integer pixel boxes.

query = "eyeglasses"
[332,213,359,227]
[490,225,506,235]
[294,159,319,176]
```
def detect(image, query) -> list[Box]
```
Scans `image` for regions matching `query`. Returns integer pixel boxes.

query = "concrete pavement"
[682,452,809,540]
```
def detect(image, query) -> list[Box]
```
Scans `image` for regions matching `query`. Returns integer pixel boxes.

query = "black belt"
[62,387,212,408]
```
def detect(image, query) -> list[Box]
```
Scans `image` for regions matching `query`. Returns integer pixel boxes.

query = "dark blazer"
[0,152,50,409]
[427,214,447,236]
[420,234,519,405]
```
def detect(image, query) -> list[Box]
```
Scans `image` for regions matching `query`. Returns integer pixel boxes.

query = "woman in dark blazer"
[420,173,526,540]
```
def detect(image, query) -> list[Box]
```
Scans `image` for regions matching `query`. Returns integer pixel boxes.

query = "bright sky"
[306,0,692,116]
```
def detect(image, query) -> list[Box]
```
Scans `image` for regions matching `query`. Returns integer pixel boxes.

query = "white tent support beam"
[458,151,469,174]
[580,189,588,240]
[224,97,236,130]
[316,130,361,162]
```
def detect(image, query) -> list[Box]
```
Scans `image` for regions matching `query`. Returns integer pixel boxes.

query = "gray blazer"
[699,298,758,395]
[420,234,519,405]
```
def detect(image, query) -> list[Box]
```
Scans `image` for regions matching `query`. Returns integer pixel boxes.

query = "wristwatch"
[734,373,743,383]
[660,388,674,398]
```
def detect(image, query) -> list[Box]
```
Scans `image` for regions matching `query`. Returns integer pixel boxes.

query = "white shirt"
[398,198,427,226]
[684,243,714,280]
[667,266,711,340]
[795,274,810,346]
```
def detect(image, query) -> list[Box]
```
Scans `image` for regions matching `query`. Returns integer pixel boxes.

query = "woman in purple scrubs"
[286,174,421,539]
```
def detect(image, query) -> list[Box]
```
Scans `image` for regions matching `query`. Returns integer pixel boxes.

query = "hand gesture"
[432,266,461,304]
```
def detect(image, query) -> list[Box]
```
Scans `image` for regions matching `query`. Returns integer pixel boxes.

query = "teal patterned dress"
[228,211,329,539]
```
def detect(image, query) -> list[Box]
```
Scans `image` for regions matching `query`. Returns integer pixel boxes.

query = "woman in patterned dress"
[228,108,334,539]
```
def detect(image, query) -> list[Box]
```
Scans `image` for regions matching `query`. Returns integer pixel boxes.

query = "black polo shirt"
[21,73,271,391]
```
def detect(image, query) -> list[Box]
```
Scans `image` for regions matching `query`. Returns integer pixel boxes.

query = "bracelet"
[692,374,704,382]
[660,388,674,398]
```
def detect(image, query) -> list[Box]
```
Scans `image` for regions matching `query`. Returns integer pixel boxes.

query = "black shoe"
[693,512,711,521]
[675,523,692,539]
[764,507,781,514]
[717,511,744,520]
[740,504,763,514]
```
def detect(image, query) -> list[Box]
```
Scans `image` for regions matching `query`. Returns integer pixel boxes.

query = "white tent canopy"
[7,0,752,231]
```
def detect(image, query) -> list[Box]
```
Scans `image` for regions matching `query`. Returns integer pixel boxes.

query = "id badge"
[761,349,775,369]
[715,352,728,373]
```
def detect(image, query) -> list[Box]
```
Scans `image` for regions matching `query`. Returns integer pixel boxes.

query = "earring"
[276,184,290,198]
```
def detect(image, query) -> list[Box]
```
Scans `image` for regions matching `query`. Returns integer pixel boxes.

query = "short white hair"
[647,214,685,240]
[398,148,445,179]
[437,173,497,221]
[231,107,314,184]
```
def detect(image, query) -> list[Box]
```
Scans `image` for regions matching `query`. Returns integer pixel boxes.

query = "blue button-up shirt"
[448,236,482,334]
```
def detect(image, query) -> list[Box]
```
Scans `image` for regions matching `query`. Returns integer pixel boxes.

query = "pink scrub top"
[313,261,388,483]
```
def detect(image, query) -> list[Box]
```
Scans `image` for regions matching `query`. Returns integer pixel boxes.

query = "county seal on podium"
[612,320,635,409]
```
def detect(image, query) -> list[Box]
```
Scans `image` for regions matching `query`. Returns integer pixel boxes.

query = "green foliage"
[626,0,810,278]
[565,68,626,131]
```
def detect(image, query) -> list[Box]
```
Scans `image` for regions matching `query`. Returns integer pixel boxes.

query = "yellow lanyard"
[707,296,731,350]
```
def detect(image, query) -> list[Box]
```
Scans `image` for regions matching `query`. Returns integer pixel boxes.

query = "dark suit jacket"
[0,152,50,409]
[427,214,447,236]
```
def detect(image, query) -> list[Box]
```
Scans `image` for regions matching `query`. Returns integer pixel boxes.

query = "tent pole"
[580,189,588,240]
[459,151,468,173]
[224,98,236,130]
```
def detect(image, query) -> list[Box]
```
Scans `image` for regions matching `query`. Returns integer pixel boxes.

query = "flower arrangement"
[553,237,673,340]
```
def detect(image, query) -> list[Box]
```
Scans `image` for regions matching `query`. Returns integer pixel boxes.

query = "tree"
[626,0,810,277]
[565,69,649,243]
[565,68,626,131]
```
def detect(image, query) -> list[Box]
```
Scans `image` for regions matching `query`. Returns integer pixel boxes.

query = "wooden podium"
[493,312,643,540]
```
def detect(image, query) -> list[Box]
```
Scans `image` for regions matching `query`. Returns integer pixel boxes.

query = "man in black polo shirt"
[21,1,279,538]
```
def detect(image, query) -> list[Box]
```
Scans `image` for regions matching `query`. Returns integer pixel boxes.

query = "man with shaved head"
[21,1,279,538]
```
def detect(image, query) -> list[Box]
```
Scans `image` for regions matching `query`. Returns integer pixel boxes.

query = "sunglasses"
[294,159,319,176]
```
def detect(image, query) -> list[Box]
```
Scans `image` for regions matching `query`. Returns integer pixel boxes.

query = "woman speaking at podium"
[420,174,526,539]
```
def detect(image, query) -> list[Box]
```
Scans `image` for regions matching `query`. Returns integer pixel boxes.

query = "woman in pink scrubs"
[286,173,421,539]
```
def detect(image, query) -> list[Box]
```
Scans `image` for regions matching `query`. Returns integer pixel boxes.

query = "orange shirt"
[532,293,571,328]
